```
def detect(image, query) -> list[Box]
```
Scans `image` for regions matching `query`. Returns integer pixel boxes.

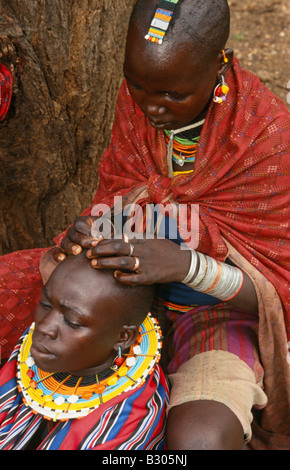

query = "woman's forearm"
[224,269,258,313]
[181,250,258,313]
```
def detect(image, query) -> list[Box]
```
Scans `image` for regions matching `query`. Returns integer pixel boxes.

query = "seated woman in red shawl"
[0,0,289,450]
[0,250,168,450]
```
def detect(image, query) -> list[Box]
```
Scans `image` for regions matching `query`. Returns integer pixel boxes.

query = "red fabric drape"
[86,58,289,340]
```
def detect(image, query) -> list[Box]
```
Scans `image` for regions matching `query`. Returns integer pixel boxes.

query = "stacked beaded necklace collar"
[164,119,205,177]
[164,119,205,168]
[17,313,162,422]
[164,131,200,166]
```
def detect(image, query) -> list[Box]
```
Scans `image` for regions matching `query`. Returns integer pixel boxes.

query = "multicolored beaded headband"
[145,0,180,44]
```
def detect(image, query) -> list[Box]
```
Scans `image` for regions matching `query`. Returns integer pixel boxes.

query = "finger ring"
[128,243,134,256]
[132,256,140,271]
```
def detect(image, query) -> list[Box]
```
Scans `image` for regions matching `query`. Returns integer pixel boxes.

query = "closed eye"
[125,76,142,90]
[63,316,82,329]
[39,301,52,310]
[164,91,187,101]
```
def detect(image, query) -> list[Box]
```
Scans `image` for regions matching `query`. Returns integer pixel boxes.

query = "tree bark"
[0,0,135,255]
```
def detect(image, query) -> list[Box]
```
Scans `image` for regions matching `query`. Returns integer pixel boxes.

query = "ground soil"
[228,0,290,109]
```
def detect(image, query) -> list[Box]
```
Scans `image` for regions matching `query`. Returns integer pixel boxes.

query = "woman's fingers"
[60,216,101,254]
[52,246,68,262]
[87,238,134,259]
[90,254,140,272]
[88,238,191,285]
[61,236,83,255]
[113,270,146,286]
[71,236,192,286]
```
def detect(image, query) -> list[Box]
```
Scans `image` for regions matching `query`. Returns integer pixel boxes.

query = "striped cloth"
[163,303,263,382]
[0,333,169,450]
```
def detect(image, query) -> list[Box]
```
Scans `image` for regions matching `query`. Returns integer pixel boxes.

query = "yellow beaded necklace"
[17,314,162,422]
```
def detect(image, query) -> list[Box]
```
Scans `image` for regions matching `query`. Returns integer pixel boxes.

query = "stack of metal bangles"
[182,250,244,301]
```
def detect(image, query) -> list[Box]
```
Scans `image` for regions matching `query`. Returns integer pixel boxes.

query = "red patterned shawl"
[56,58,290,449]
[90,58,290,336]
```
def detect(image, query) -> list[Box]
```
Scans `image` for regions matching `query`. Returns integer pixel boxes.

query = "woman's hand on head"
[86,237,192,286]
[60,216,102,255]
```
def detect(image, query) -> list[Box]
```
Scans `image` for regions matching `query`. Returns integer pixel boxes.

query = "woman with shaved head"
[1,0,289,450]
[0,250,168,449]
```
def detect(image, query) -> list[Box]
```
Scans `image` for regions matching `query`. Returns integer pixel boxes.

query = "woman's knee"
[166,400,245,450]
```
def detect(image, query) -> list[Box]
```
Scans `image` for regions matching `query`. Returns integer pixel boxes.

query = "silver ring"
[128,243,134,257]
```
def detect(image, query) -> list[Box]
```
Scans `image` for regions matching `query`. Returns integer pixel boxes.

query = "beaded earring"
[222,49,228,63]
[114,346,125,367]
[213,75,230,104]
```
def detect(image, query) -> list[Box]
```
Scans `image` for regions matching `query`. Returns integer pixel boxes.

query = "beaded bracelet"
[181,250,244,301]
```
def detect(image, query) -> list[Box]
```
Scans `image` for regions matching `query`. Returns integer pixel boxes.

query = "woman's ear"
[216,48,234,81]
[113,325,139,353]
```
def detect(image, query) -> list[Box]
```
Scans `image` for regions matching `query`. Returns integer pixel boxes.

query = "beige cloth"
[168,350,268,443]
[224,241,290,449]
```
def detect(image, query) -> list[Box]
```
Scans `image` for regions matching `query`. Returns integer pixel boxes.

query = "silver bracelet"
[210,264,236,298]
[183,252,244,301]
[181,250,198,284]
[186,252,207,288]
[210,265,243,300]
[192,255,218,293]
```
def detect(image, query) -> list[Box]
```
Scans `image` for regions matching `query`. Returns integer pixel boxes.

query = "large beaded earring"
[213,75,230,104]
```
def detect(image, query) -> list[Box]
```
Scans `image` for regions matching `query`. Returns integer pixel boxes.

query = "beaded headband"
[145,0,180,45]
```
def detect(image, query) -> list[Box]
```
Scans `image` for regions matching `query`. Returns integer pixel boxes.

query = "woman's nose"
[37,309,58,340]
[142,97,166,117]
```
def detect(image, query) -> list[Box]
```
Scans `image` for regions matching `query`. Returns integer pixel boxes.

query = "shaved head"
[46,250,156,327]
[34,251,156,374]
[130,0,230,62]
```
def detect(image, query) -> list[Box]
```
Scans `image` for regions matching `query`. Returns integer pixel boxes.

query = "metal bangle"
[193,256,218,292]
[181,250,198,284]
[208,265,244,300]
[186,252,207,288]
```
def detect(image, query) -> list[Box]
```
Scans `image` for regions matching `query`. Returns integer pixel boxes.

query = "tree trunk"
[0,0,135,255]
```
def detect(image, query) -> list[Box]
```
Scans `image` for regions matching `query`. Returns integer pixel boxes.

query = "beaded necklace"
[164,130,200,166]
[17,314,162,422]
[165,119,205,176]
